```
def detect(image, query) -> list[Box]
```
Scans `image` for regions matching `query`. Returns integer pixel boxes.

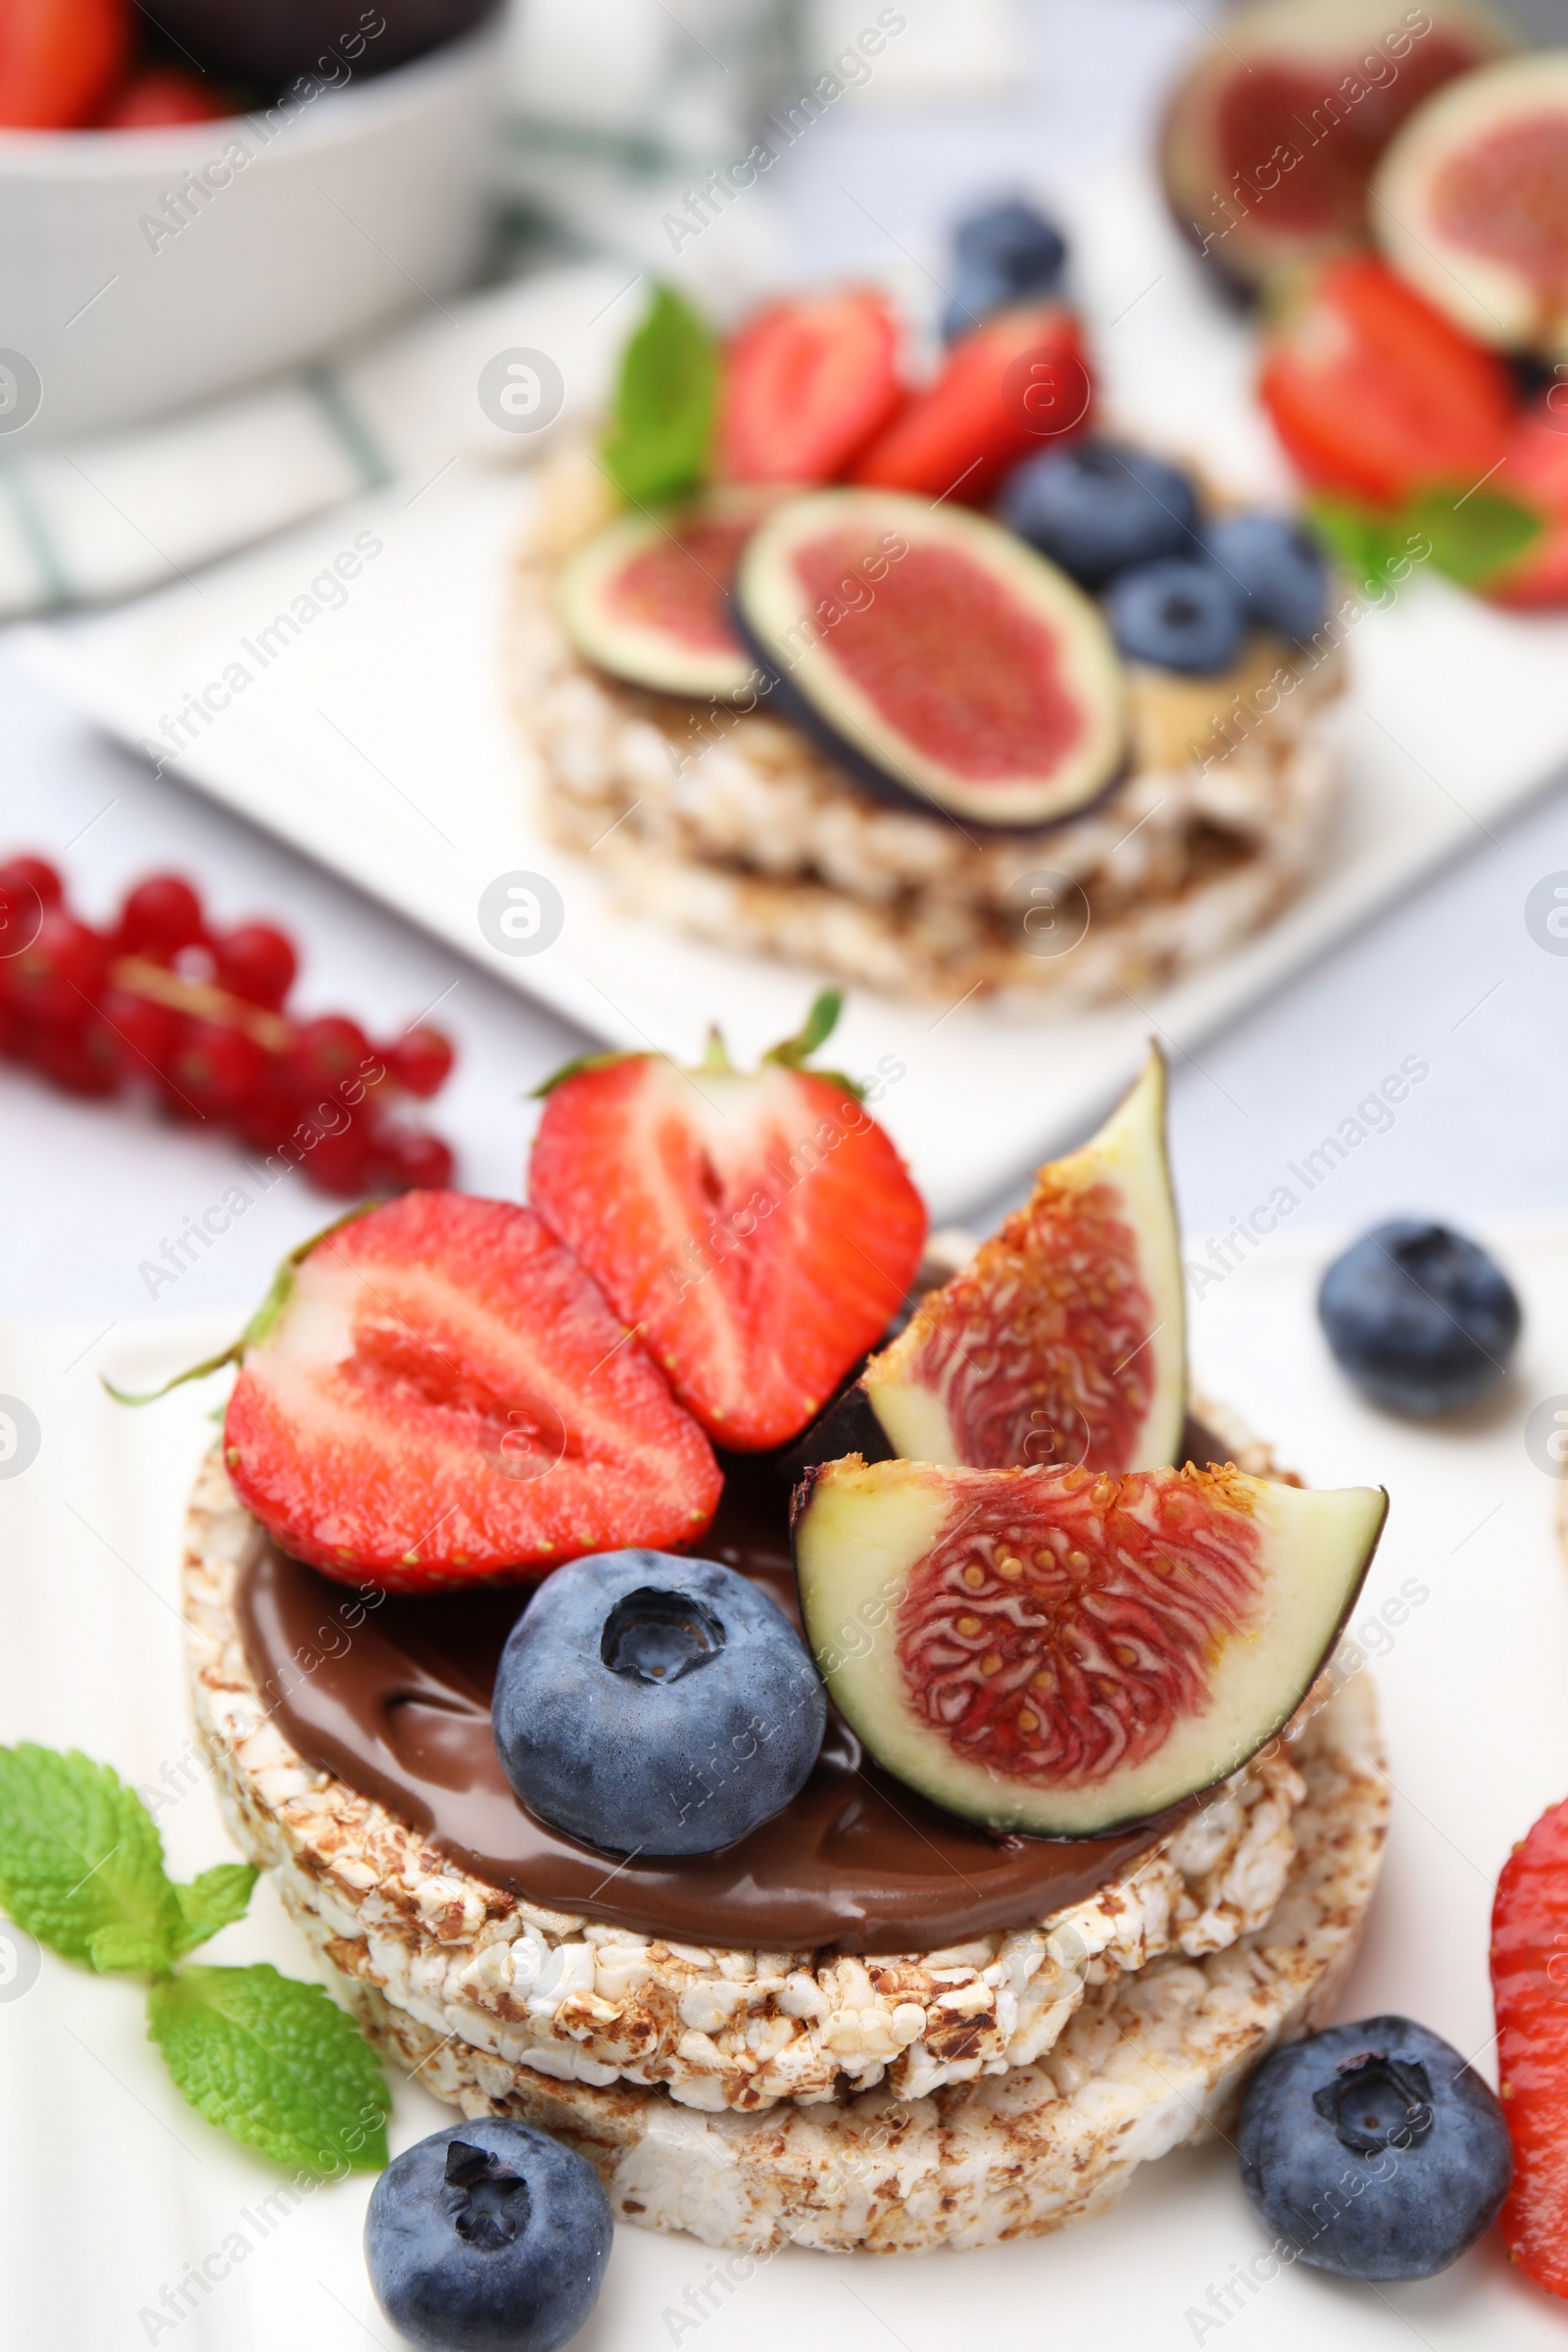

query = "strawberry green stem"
[103,1202,378,1405]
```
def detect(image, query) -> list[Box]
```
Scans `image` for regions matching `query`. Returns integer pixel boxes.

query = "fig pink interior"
[791,531,1086,781]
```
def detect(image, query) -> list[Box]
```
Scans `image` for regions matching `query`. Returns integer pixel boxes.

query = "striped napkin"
[0,0,1025,620]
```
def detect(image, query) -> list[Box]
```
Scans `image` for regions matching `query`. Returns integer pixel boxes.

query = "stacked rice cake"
[508,450,1348,1007]
[181,1410,1388,2257]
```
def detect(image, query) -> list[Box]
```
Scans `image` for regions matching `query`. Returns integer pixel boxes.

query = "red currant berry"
[1,910,109,1027]
[287,1014,373,1095]
[376,1127,456,1190]
[215,923,297,1009]
[166,1018,265,1115]
[118,872,205,957]
[0,855,63,907]
[0,878,45,962]
[234,1078,304,1155]
[304,1122,374,1198]
[0,1004,35,1061]
[97,985,178,1078]
[385,1024,455,1099]
[35,1018,122,1098]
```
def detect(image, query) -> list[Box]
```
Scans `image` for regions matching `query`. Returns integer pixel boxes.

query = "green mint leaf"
[1405,486,1543,589]
[1303,496,1413,595]
[0,1744,179,1973]
[90,1925,181,1974]
[171,1863,258,1958]
[147,1963,390,2174]
[602,284,718,508]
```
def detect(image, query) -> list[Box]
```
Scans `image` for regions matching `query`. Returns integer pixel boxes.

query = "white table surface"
[7,1230,1568,2352]
[5,10,1568,2345]
[5,0,1568,1326]
[8,624,1568,1327]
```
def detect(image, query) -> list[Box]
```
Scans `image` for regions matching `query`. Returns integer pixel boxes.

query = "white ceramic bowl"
[0,25,500,446]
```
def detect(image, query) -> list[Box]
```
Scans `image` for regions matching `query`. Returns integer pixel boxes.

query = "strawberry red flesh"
[852,302,1093,505]
[1258,254,1514,508]
[529,1054,927,1451]
[1493,1793,1568,2296]
[223,1192,721,1588]
[715,289,905,485]
[1484,399,1568,610]
[0,0,130,127]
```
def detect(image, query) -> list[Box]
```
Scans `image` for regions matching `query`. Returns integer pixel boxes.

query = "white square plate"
[17,157,1568,1222]
[3,1221,1567,2346]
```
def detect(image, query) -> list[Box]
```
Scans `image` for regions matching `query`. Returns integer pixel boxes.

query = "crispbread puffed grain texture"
[318,1677,1387,2255]
[185,1417,1343,2125]
[504,446,1348,1006]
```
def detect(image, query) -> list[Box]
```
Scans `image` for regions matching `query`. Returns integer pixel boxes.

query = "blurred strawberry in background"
[99,63,228,124]
[0,0,131,127]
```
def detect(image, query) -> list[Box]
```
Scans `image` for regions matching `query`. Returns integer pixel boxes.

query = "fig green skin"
[151,0,499,83]
[791,1458,1387,1840]
[729,601,1129,838]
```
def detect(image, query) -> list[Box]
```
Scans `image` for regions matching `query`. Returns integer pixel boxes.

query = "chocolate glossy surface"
[238,1418,1231,1953]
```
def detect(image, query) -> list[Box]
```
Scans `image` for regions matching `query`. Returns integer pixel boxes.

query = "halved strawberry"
[715,289,906,485]
[1258,254,1514,508]
[1493,1793,1568,2296]
[1485,399,1568,610]
[123,1194,721,1589]
[851,302,1093,505]
[527,994,927,1452]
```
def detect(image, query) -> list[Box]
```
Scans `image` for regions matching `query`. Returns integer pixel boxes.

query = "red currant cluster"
[0,854,457,1198]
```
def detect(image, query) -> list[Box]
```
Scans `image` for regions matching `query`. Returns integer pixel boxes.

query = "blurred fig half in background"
[1159,0,1513,294]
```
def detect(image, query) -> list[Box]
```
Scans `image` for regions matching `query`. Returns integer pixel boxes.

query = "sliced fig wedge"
[733,487,1127,831]
[862,1052,1184,1475]
[793,1454,1386,1837]
[1159,0,1509,293]
[555,490,772,701]
[1375,52,1568,355]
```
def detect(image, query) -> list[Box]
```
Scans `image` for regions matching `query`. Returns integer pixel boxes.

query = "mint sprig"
[1305,497,1418,596]
[1405,486,1542,589]
[0,1743,387,2175]
[149,1965,390,2175]
[0,1744,183,1970]
[601,284,718,508]
[1306,485,1543,597]
[172,1862,262,1958]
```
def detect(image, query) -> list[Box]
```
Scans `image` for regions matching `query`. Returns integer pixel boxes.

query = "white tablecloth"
[4,0,1568,1326]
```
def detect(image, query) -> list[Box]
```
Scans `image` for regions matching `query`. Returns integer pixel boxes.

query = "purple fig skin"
[150,0,500,84]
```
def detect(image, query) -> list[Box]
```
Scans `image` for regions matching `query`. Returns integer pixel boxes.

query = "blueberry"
[1103,557,1245,673]
[365,2119,612,2352]
[1204,511,1328,641]
[1237,2016,1512,2280]
[943,199,1067,338]
[492,1548,826,1855]
[1319,1220,1521,1416]
[998,441,1200,587]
